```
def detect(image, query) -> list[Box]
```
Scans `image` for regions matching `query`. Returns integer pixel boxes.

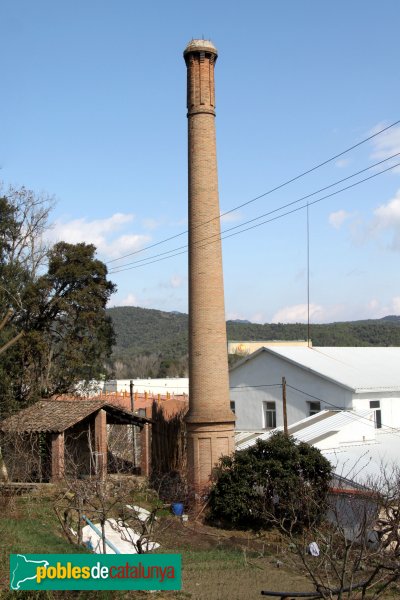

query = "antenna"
[307,202,310,347]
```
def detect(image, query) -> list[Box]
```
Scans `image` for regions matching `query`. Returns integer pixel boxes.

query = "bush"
[208,432,332,530]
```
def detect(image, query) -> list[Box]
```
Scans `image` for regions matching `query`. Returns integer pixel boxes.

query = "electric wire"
[109,158,400,274]
[99,383,281,391]
[230,384,282,391]
[110,151,400,272]
[107,119,400,265]
[286,383,400,436]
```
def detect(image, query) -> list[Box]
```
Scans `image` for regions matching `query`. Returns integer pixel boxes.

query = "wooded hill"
[106,306,400,378]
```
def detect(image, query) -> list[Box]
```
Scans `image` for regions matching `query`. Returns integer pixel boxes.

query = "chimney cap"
[184,39,218,58]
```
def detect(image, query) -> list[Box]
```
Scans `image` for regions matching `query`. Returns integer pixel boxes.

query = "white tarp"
[126,504,156,522]
[81,518,160,554]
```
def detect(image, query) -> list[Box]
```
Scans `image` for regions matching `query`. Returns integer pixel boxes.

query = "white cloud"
[220,210,242,223]
[328,209,352,229]
[271,297,400,324]
[170,275,183,288]
[362,297,400,319]
[226,311,244,321]
[250,312,265,324]
[158,274,186,290]
[141,217,163,230]
[271,303,326,323]
[366,299,379,312]
[48,213,151,259]
[116,293,138,306]
[372,189,400,250]
[335,158,351,168]
[111,274,188,313]
[370,122,400,173]
[391,297,400,313]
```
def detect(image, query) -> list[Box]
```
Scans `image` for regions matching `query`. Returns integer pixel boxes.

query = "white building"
[236,409,400,487]
[103,378,189,396]
[230,346,400,431]
[236,409,377,452]
[227,339,310,354]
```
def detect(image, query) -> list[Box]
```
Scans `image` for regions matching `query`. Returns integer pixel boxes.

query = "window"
[230,401,236,414]
[308,401,321,416]
[263,401,276,429]
[370,400,382,429]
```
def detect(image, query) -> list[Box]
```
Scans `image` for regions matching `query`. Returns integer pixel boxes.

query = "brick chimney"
[184,39,235,494]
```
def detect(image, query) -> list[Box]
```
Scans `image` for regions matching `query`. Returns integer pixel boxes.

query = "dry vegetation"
[0,479,399,600]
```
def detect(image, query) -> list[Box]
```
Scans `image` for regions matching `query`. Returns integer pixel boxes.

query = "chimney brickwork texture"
[184,40,235,494]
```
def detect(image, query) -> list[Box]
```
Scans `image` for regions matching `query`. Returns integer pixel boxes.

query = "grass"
[156,520,313,600]
[0,489,310,600]
[0,488,398,600]
[0,490,186,600]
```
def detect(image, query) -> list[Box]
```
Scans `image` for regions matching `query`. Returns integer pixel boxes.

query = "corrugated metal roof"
[231,346,400,392]
[235,410,400,484]
[322,431,400,484]
[0,400,150,433]
[235,409,374,451]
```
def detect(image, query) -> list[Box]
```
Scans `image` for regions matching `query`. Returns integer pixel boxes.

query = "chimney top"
[184,39,218,58]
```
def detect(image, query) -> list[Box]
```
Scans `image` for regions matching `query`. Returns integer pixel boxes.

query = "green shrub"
[208,432,331,530]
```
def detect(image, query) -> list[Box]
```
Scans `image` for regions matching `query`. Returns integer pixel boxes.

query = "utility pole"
[130,380,136,468]
[282,377,288,435]
[129,380,134,412]
[307,202,311,347]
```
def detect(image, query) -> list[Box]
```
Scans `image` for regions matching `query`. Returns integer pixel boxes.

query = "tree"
[261,468,400,599]
[0,187,116,415]
[0,185,53,279]
[208,433,332,529]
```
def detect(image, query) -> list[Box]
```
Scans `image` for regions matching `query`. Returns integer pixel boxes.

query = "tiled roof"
[0,400,150,433]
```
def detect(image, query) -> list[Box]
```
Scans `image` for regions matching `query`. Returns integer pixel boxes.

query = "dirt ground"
[157,517,314,600]
[1,489,398,600]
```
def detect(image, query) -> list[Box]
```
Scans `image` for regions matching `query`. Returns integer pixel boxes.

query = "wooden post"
[282,377,288,435]
[51,432,65,482]
[140,405,152,477]
[94,409,107,478]
[130,380,136,468]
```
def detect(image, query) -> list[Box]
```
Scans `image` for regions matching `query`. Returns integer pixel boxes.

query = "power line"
[99,383,281,391]
[109,157,400,274]
[110,151,400,272]
[230,384,282,391]
[286,383,400,436]
[107,119,400,266]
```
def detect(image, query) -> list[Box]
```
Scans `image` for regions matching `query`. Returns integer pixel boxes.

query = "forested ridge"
[107,306,400,378]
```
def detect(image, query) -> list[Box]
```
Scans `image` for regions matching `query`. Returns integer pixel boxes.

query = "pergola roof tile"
[0,400,151,433]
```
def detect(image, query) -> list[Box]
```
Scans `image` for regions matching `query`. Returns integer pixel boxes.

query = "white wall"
[314,417,376,449]
[103,378,189,395]
[352,392,400,430]
[230,350,353,430]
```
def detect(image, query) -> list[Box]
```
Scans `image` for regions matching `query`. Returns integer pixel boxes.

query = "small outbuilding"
[0,399,151,483]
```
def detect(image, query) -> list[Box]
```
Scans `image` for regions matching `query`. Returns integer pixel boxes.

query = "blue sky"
[1,0,400,323]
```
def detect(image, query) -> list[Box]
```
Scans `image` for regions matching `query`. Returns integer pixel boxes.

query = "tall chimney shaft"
[184,40,235,494]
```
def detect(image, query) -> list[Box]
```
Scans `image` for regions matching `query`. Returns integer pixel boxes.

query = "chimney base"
[186,421,235,497]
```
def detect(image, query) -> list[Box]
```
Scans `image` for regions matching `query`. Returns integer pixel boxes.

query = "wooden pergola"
[0,399,151,482]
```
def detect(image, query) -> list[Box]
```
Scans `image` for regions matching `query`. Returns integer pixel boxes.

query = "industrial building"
[230,346,400,431]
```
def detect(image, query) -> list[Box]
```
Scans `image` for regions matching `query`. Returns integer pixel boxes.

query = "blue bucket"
[171,502,184,516]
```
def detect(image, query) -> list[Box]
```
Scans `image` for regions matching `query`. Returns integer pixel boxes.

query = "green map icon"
[10,554,49,590]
